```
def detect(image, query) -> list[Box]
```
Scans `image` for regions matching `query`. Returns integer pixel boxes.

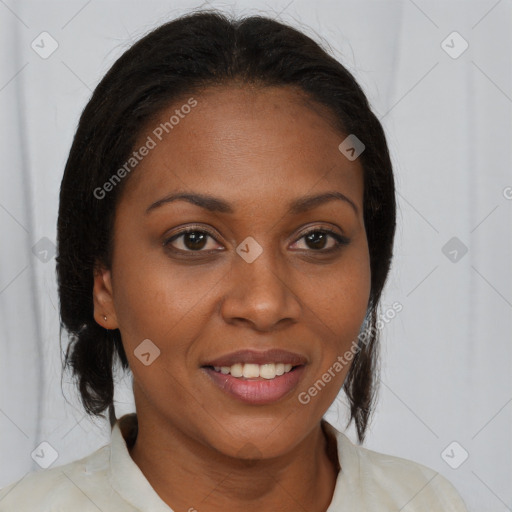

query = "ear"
[93,262,119,330]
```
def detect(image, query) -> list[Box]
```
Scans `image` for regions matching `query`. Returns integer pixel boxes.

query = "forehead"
[119,84,364,213]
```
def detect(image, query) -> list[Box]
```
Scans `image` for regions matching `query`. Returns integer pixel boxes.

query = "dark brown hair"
[57,9,396,443]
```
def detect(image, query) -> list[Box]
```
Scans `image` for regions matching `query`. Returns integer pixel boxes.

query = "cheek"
[110,246,225,359]
[309,245,371,336]
[296,248,370,414]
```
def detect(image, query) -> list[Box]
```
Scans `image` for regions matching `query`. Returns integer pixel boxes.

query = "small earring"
[103,315,107,321]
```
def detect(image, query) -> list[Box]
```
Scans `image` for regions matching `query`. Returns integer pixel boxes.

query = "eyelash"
[163,225,350,255]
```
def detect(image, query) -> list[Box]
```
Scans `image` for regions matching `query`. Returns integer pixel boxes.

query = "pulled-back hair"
[56,9,396,443]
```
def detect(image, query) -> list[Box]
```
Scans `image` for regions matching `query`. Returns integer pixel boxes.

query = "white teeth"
[259,364,276,379]
[230,363,243,378]
[243,363,260,378]
[211,362,296,379]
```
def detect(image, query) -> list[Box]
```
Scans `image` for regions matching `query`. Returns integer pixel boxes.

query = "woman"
[0,10,468,511]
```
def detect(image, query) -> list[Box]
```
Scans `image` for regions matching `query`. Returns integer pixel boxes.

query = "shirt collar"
[322,420,363,510]
[108,413,174,511]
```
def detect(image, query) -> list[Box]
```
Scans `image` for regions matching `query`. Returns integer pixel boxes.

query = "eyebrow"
[145,191,359,216]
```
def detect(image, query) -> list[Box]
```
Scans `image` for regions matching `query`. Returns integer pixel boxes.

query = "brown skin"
[93,83,370,512]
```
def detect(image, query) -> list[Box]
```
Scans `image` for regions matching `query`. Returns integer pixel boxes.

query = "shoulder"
[331,426,469,511]
[0,444,114,511]
[357,442,467,509]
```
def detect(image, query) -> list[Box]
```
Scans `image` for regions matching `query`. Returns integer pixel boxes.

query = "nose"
[220,246,302,332]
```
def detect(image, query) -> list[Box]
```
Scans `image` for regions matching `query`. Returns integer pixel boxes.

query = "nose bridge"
[220,235,301,329]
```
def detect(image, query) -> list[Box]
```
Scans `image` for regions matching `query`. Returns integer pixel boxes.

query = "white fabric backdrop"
[0,1,510,510]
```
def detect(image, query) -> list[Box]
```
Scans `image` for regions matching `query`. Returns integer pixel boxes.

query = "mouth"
[201,349,308,405]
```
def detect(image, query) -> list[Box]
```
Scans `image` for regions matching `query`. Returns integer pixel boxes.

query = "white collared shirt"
[0,413,468,511]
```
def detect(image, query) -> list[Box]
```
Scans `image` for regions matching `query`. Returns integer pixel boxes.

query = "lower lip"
[203,366,306,405]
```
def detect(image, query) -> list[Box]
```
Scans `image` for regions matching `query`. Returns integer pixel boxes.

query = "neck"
[128,412,339,512]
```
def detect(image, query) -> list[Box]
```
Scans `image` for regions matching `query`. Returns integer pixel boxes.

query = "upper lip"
[202,349,308,368]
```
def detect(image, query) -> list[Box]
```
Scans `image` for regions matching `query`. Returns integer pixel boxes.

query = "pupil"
[307,232,326,250]
[185,232,207,250]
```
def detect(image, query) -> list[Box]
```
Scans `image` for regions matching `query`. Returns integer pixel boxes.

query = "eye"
[163,225,350,255]
[163,227,222,253]
[291,228,350,253]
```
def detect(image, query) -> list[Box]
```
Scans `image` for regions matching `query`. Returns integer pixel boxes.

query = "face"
[93,84,371,459]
